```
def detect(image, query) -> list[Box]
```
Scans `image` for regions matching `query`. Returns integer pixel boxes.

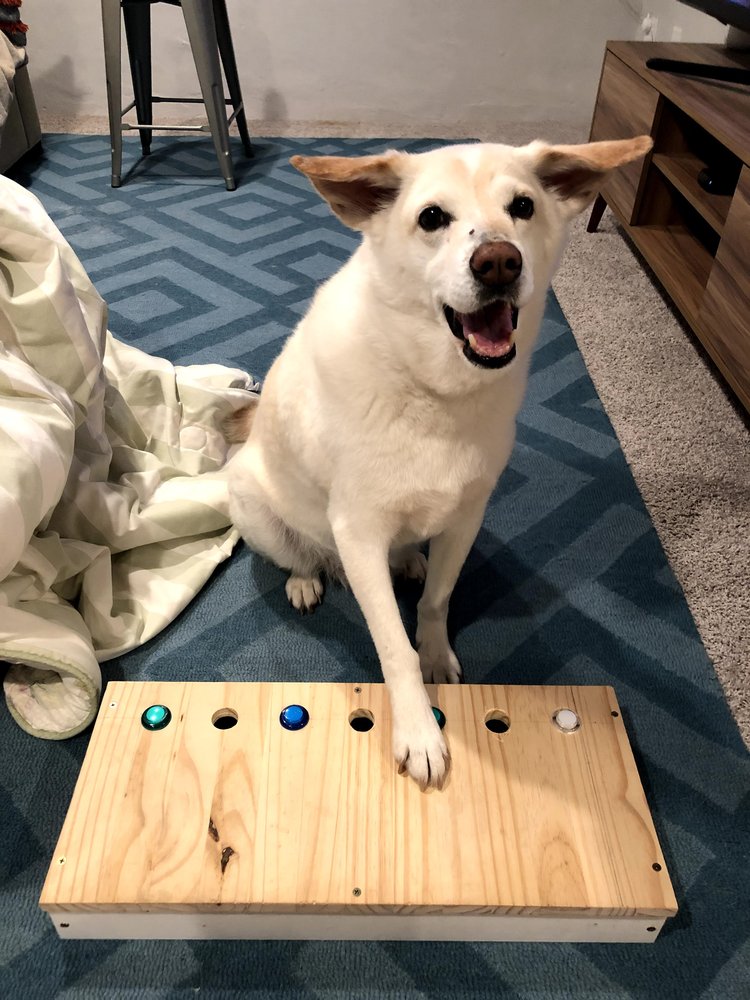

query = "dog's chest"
[366,418,510,543]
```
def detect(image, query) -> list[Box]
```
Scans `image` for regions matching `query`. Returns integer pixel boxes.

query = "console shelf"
[589,41,750,412]
[632,224,711,321]
[651,152,732,235]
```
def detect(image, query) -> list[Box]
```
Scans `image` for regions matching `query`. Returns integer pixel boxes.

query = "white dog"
[227,136,651,789]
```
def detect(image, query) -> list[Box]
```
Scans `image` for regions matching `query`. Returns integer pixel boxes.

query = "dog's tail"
[222,402,257,443]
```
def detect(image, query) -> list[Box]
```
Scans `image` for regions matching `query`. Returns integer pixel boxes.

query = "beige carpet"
[39,115,750,747]
[554,210,750,749]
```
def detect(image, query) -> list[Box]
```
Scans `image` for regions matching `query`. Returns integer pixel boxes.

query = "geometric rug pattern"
[1,134,748,999]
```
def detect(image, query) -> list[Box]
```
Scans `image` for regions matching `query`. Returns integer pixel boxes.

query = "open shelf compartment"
[633,167,719,319]
[651,101,741,236]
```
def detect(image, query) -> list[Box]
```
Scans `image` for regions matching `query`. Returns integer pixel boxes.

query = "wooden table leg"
[587,192,607,232]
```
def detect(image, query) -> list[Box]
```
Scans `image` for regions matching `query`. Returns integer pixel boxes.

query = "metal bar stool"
[101,0,253,190]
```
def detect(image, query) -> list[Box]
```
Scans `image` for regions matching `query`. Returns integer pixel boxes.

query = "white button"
[555,709,580,732]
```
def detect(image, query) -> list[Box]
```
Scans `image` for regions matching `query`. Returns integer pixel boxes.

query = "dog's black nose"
[470,241,522,288]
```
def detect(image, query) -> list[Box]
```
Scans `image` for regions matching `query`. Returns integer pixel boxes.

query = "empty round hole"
[611,710,619,718]
[212,708,238,730]
[485,710,510,734]
[349,709,374,732]
[646,926,656,933]
[652,862,662,872]
[60,922,70,929]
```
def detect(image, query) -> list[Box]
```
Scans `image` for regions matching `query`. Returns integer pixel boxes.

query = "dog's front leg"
[416,495,488,684]
[331,514,450,790]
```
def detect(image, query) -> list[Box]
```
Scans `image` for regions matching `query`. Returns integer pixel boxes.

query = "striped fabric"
[0,176,259,740]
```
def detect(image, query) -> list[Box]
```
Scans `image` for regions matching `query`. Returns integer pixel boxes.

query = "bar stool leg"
[101,0,124,187]
[123,1,153,157]
[181,0,236,190]
[213,0,253,158]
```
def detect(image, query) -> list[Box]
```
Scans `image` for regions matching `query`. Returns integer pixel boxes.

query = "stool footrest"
[121,121,236,133]
[120,97,234,118]
[151,96,234,105]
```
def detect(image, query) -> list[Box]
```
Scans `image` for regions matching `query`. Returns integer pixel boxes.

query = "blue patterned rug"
[2,135,749,999]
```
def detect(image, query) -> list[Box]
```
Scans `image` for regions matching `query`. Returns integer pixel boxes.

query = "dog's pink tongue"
[460,302,514,357]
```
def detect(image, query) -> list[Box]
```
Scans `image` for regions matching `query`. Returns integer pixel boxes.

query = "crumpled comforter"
[0,176,259,739]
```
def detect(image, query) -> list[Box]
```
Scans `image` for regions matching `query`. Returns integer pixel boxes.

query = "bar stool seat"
[101,0,252,190]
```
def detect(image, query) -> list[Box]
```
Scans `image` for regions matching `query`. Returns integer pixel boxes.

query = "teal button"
[432,706,446,730]
[141,704,171,730]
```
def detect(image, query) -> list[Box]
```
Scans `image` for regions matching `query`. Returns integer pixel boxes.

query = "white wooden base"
[49,911,666,943]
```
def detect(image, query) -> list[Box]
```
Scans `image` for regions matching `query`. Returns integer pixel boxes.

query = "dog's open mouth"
[443,301,518,369]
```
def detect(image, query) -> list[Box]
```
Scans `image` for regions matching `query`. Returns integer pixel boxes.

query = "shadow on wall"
[242,2,287,125]
[28,6,288,128]
[261,88,287,123]
[32,55,88,121]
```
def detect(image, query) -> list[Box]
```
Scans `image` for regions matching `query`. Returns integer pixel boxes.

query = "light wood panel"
[40,682,677,939]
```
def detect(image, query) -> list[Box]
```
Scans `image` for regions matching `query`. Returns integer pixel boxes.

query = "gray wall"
[30,1,643,131]
[28,1,740,133]
[643,0,727,42]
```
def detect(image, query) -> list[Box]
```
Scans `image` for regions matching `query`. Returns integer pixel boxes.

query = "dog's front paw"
[418,635,463,685]
[285,574,324,614]
[392,709,451,790]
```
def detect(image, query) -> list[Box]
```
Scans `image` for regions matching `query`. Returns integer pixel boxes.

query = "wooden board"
[40,682,677,941]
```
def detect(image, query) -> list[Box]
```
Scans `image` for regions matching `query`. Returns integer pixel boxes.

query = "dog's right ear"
[290,152,405,229]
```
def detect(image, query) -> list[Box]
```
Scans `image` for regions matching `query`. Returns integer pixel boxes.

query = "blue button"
[280,704,309,731]
[432,706,446,730]
[141,704,171,730]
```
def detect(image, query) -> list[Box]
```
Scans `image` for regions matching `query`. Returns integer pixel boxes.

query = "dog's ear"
[290,152,405,229]
[530,136,653,214]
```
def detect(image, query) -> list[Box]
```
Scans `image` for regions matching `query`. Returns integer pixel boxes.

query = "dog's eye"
[508,196,534,220]
[418,205,451,232]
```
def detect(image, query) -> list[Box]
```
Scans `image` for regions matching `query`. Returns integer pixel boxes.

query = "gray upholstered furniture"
[0,60,41,174]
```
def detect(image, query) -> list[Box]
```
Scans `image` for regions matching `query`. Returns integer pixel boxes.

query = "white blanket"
[0,177,258,740]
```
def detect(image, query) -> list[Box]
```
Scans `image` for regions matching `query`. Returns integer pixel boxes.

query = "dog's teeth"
[467,333,478,350]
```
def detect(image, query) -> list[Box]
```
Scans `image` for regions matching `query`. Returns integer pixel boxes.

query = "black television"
[646,0,750,84]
